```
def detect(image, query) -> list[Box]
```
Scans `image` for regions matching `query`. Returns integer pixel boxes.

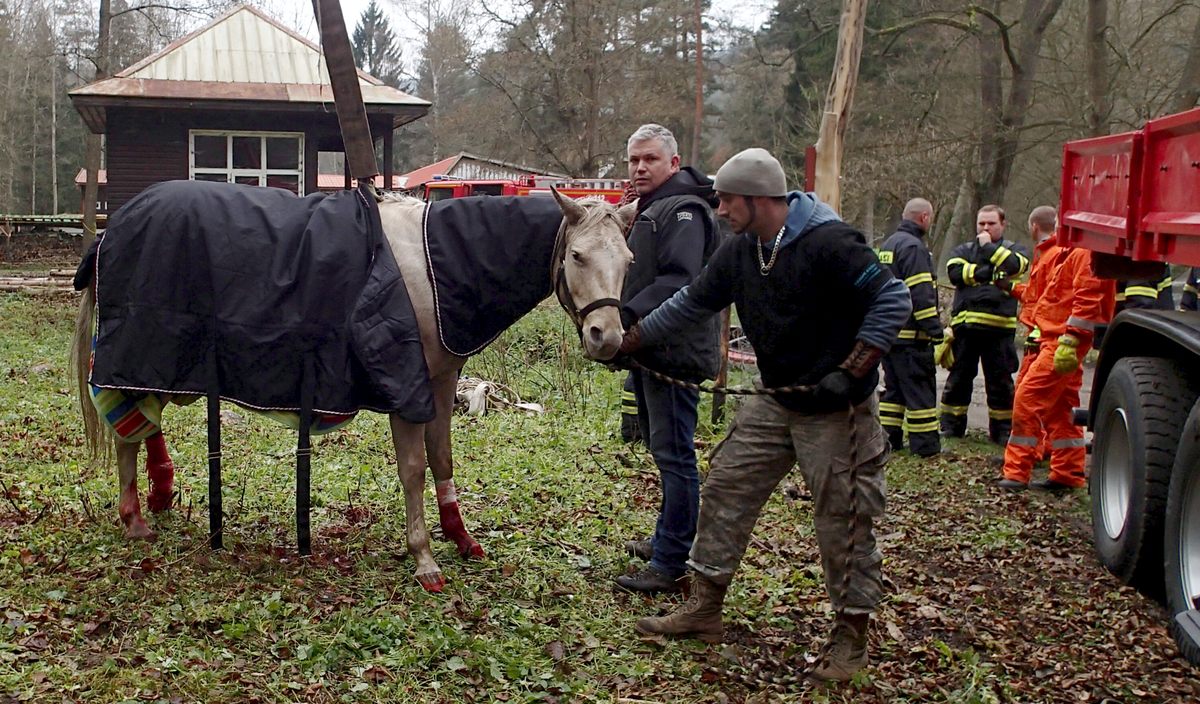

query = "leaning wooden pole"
[812,0,867,211]
[312,0,379,182]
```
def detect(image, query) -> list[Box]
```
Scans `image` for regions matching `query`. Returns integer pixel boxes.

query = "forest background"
[1,0,1198,265]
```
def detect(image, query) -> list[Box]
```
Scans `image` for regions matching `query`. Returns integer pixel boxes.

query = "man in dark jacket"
[620,147,910,681]
[1116,263,1174,312]
[940,205,1031,444]
[1182,268,1200,311]
[615,123,721,593]
[878,198,943,457]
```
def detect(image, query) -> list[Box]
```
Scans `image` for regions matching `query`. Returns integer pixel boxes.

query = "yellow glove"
[934,337,956,370]
[1053,334,1081,374]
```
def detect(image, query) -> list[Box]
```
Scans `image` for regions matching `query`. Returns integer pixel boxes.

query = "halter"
[549,210,623,337]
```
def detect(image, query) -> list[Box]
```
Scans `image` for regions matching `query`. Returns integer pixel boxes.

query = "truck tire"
[1164,401,1200,666]
[1091,357,1199,600]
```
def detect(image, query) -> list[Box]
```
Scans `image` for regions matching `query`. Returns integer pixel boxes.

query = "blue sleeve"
[637,285,721,346]
[857,277,912,352]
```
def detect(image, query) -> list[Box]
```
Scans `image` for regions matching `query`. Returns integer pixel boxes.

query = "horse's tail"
[70,284,111,459]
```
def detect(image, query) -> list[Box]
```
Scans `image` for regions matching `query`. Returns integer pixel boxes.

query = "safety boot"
[634,573,727,643]
[810,613,870,682]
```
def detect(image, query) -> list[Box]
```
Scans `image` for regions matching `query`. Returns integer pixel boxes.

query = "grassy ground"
[1,290,1196,703]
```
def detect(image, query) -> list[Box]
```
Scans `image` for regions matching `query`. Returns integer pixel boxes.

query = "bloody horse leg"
[426,373,484,559]
[116,440,155,539]
[144,431,175,513]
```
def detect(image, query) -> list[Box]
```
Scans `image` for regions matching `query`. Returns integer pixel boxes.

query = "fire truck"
[422,175,627,203]
[1058,107,1200,664]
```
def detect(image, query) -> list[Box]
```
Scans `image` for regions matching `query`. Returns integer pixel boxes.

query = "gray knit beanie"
[713,148,787,197]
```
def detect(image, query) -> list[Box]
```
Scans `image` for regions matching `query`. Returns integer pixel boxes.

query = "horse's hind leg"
[144,431,175,513]
[117,440,155,540]
[390,414,445,592]
[426,372,484,559]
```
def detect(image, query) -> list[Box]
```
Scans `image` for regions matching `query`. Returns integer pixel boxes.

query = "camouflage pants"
[688,393,889,615]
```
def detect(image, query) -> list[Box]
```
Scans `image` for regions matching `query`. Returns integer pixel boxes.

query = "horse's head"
[551,187,636,361]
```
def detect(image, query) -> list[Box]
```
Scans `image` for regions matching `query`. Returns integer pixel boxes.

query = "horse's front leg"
[116,440,154,540]
[425,372,484,559]
[389,414,444,592]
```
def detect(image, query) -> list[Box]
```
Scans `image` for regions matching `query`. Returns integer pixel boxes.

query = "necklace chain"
[757,224,786,276]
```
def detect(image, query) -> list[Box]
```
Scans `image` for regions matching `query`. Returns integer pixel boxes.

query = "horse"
[71,183,635,592]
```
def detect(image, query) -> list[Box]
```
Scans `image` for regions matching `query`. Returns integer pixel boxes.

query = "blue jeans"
[632,369,701,579]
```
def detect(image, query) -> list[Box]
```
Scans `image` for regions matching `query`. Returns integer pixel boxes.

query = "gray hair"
[903,197,932,220]
[627,124,678,158]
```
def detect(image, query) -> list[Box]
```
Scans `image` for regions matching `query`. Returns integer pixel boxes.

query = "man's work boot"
[616,565,683,594]
[811,613,870,682]
[624,536,653,561]
[634,573,727,643]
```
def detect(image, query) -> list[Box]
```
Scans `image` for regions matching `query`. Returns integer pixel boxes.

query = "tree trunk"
[975,0,1065,210]
[82,0,111,250]
[813,0,868,212]
[1086,0,1109,136]
[690,0,703,167]
[1170,9,1200,113]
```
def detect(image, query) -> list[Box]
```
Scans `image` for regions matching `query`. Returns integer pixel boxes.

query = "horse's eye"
[571,250,584,264]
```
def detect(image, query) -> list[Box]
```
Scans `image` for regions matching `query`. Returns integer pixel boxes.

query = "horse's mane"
[380,192,424,205]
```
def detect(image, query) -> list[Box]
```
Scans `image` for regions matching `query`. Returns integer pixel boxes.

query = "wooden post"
[812,0,868,211]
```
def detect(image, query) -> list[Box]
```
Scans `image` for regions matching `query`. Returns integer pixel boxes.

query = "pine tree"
[352,0,403,87]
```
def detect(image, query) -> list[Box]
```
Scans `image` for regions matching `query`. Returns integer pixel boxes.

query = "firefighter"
[1116,263,1174,312]
[878,198,943,457]
[619,373,642,444]
[998,244,1116,490]
[940,205,1031,444]
[1182,268,1200,311]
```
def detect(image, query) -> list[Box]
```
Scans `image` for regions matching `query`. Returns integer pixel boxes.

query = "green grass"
[1,291,1192,703]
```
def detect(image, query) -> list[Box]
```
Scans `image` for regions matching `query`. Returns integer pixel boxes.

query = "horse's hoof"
[416,572,446,593]
[458,541,486,560]
[124,522,156,541]
[146,491,173,514]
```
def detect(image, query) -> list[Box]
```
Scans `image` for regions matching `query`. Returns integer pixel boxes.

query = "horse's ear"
[615,201,638,232]
[552,186,585,225]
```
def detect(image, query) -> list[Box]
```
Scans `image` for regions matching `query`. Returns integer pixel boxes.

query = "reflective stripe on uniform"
[1009,435,1039,447]
[877,249,894,264]
[1051,437,1087,449]
[914,306,939,320]
[940,403,969,416]
[1065,315,1100,330]
[879,402,906,415]
[951,311,1018,328]
[988,408,1013,420]
[897,329,933,340]
[990,246,1012,269]
[904,419,940,433]
[1124,285,1158,298]
[905,272,933,287]
[1185,284,1198,295]
[1157,276,1173,291]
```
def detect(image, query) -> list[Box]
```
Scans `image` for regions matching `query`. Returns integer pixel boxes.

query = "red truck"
[423,175,627,203]
[1058,107,1200,664]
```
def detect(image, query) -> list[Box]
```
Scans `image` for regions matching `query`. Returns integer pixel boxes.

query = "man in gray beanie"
[620,147,911,681]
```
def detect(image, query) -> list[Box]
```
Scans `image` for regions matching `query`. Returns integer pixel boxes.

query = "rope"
[627,358,815,397]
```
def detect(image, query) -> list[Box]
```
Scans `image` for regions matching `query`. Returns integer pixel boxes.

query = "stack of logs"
[0,269,76,293]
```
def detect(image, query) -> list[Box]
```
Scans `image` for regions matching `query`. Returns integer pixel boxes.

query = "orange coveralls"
[1002,248,1115,487]
[1012,237,1065,384]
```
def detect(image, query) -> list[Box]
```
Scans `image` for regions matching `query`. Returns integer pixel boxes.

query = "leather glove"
[934,337,956,370]
[619,325,643,355]
[976,231,992,247]
[813,369,854,406]
[1053,334,1081,374]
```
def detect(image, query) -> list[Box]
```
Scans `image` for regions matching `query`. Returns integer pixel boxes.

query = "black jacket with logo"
[621,168,721,381]
[878,219,942,344]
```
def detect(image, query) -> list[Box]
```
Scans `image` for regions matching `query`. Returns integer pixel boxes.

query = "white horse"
[72,187,635,592]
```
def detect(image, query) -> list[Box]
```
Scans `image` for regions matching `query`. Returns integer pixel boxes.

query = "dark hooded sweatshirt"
[621,167,722,382]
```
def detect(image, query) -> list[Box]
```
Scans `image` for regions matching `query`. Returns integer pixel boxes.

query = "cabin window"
[189,131,305,195]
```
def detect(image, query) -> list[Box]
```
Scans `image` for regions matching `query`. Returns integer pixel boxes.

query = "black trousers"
[880,343,940,456]
[940,327,1018,444]
[620,372,643,444]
